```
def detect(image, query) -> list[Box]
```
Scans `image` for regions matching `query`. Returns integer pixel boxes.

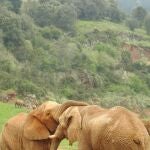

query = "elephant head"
[23,100,88,141]
[49,106,83,148]
[58,107,82,144]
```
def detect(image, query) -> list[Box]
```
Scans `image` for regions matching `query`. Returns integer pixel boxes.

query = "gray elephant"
[50,105,150,150]
[0,100,88,150]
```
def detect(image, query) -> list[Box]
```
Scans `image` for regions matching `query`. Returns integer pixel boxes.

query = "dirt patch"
[123,43,150,62]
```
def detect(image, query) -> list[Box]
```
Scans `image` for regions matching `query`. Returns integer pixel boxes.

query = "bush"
[126,18,139,31]
[107,84,134,96]
[128,76,149,96]
[0,72,16,90]
[101,93,149,110]
[121,50,132,71]
[94,43,118,58]
[41,26,62,40]
[60,87,76,99]
[15,80,46,98]
[53,4,77,32]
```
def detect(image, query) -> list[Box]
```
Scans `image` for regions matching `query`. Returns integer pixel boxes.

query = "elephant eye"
[46,112,50,116]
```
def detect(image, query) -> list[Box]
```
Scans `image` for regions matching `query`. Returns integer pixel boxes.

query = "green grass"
[59,140,78,150]
[76,20,150,45]
[126,40,150,48]
[0,102,77,149]
[0,102,27,131]
[76,20,148,36]
[76,20,129,33]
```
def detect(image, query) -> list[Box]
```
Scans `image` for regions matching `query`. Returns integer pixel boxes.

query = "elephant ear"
[59,107,82,144]
[61,107,82,128]
[23,115,50,140]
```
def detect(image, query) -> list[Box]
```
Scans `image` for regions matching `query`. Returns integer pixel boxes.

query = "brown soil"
[123,43,150,62]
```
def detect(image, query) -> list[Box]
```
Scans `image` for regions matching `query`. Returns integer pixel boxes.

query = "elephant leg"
[50,138,62,150]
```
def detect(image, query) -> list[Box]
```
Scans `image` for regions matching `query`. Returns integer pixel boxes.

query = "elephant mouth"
[46,125,57,135]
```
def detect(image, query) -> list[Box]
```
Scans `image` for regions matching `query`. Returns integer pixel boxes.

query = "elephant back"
[103,106,149,150]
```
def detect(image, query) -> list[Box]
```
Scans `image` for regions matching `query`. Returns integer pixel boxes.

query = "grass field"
[0,102,77,150]
[0,102,27,131]
[76,20,150,49]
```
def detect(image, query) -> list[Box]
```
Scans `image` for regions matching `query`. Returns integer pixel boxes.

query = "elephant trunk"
[50,138,62,150]
[53,100,88,121]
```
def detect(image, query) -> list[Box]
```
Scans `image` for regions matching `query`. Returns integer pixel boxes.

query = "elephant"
[50,105,150,150]
[0,100,88,150]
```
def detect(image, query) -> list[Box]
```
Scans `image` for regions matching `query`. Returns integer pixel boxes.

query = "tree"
[107,0,124,22]
[126,18,139,31]
[0,0,13,10]
[41,26,62,40]
[132,6,147,24]
[83,1,99,20]
[144,14,150,35]
[28,1,77,31]
[121,50,132,71]
[28,1,55,27]
[65,0,107,20]
[8,0,22,13]
[53,4,77,31]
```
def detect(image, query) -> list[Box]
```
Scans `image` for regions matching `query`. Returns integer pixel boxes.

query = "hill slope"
[0,19,150,109]
[0,0,150,109]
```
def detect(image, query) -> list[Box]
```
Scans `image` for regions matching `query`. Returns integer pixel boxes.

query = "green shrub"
[0,72,16,90]
[15,80,46,98]
[107,84,134,95]
[41,26,62,40]
[128,76,149,95]
[101,93,149,110]
[60,87,76,99]
[94,43,118,58]
[121,50,132,71]
[126,18,139,31]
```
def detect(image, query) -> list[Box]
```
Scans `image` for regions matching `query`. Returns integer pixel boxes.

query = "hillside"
[0,19,150,108]
[0,0,150,110]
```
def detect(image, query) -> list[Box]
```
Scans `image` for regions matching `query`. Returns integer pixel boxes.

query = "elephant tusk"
[48,135,57,139]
